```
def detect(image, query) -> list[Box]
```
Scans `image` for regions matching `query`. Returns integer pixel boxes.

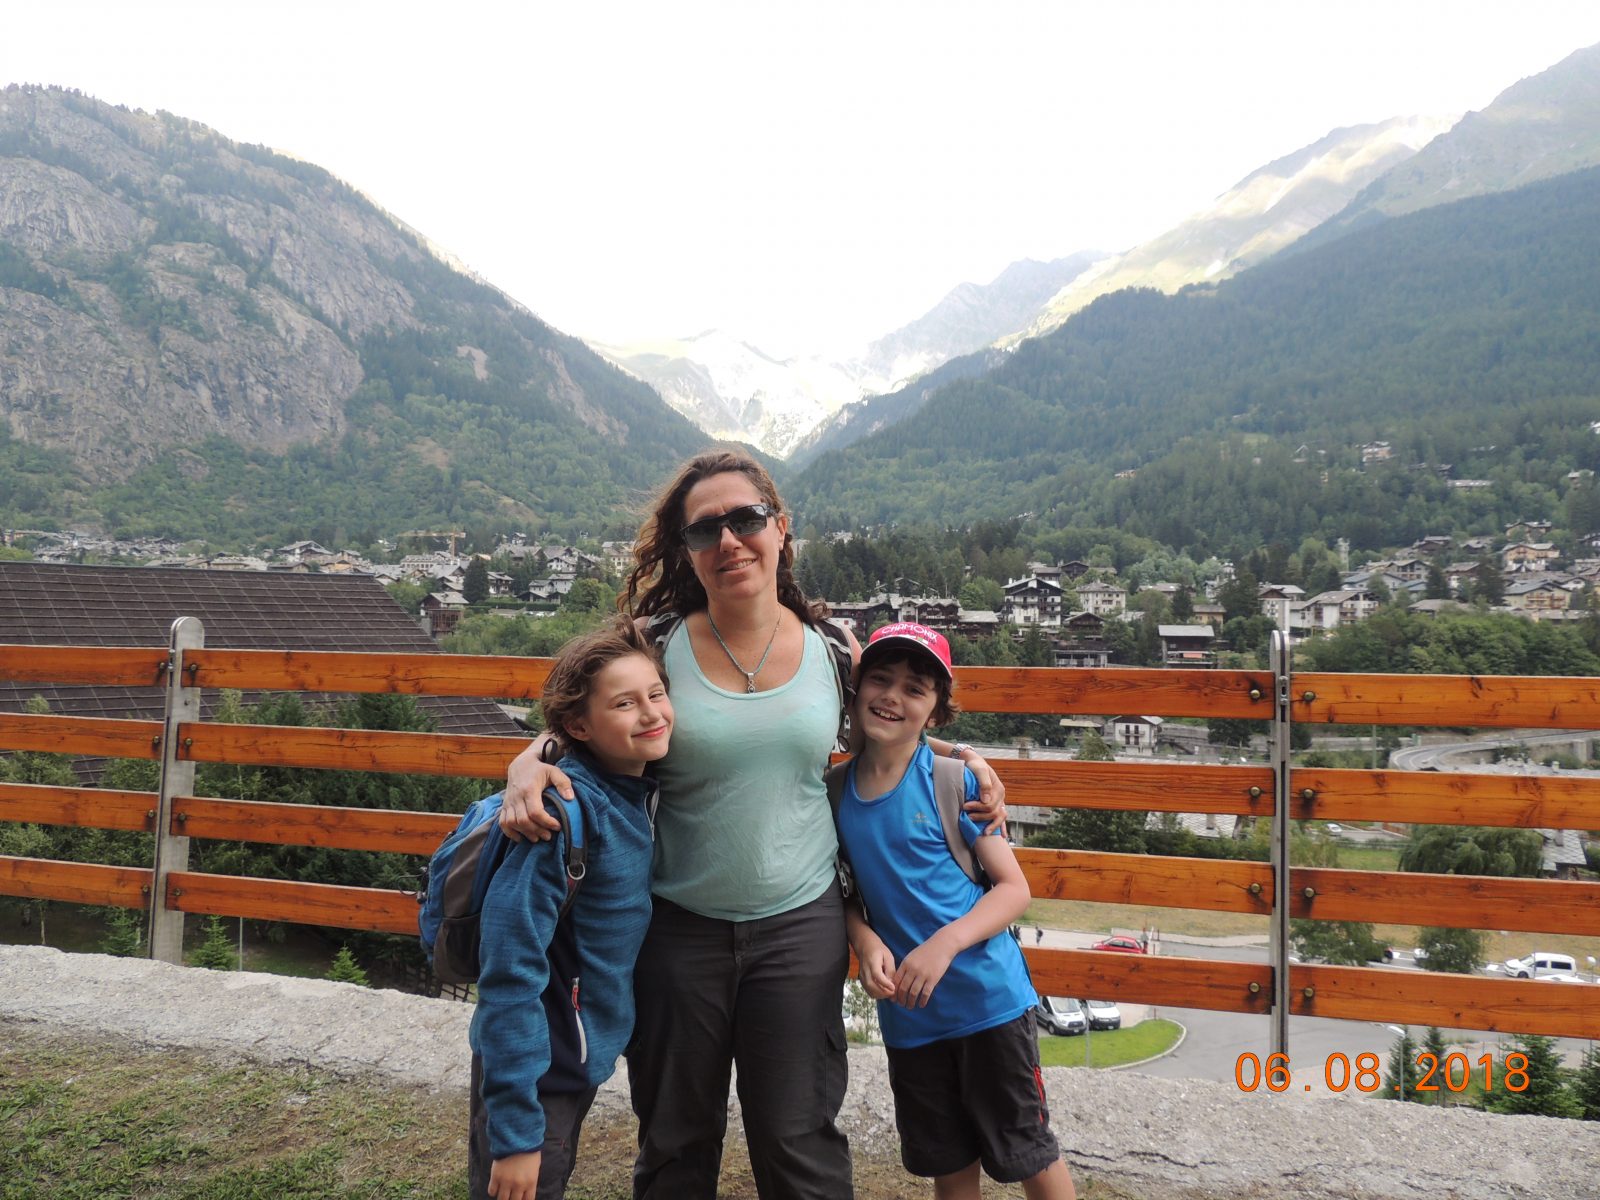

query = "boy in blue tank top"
[837,622,1077,1200]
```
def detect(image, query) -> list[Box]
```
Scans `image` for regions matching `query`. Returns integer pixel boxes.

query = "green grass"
[0,1025,466,1199]
[0,1024,1160,1200]
[1037,1019,1183,1069]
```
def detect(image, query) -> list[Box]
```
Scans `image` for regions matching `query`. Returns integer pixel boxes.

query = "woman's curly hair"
[621,448,827,626]
[541,616,668,758]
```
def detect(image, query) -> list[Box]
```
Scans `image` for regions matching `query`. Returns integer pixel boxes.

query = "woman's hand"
[499,738,569,843]
[961,750,1007,833]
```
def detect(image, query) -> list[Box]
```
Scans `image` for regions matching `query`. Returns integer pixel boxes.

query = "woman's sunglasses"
[681,503,778,551]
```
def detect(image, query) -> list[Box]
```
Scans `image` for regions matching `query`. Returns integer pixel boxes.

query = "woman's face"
[680,471,789,608]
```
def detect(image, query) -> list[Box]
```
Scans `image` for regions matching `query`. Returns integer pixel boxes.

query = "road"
[1038,930,1596,1094]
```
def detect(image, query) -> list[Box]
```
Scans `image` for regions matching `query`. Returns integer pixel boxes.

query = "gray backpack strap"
[817,617,855,750]
[643,609,682,651]
[931,754,988,888]
[822,761,858,903]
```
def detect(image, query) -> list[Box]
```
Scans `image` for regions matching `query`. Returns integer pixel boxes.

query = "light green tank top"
[652,618,842,921]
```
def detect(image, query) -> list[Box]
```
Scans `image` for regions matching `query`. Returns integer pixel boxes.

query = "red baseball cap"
[862,621,954,681]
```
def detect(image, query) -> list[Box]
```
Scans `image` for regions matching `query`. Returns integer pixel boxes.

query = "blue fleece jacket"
[468,752,655,1159]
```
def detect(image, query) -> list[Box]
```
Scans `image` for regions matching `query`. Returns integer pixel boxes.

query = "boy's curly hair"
[541,616,668,758]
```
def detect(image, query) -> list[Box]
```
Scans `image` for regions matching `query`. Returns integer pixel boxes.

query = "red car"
[1089,936,1146,954]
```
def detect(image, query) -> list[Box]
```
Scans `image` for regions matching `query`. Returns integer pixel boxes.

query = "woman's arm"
[498,736,568,842]
[925,737,1006,827]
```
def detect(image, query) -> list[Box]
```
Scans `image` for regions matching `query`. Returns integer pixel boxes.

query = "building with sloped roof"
[0,562,522,739]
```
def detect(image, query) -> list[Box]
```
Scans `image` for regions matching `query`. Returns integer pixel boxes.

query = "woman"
[499,449,1004,1200]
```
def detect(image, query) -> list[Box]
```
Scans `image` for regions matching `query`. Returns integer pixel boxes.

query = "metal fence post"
[1269,629,1293,1056]
[148,616,202,964]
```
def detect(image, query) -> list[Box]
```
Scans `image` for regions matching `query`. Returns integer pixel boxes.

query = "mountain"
[1310,40,1600,239]
[852,253,1104,387]
[787,164,1600,554]
[0,85,707,544]
[1016,116,1454,342]
[596,252,1100,458]
[593,331,865,460]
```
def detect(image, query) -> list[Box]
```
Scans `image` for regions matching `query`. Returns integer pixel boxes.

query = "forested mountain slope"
[0,86,707,544]
[787,166,1600,556]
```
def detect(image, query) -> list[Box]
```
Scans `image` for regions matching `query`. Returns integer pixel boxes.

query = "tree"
[1424,562,1450,600]
[1171,585,1195,621]
[1473,553,1504,605]
[1486,1034,1580,1117]
[1029,810,1147,853]
[1076,730,1116,761]
[461,556,490,603]
[326,944,370,986]
[959,577,1003,612]
[99,907,145,958]
[189,915,238,971]
[1292,919,1384,965]
[562,577,614,613]
[1416,926,1485,974]
[1572,1044,1600,1120]
[1382,1027,1419,1101]
[384,579,430,615]
[1208,718,1264,749]
[1400,826,1543,878]
[1417,1027,1450,1105]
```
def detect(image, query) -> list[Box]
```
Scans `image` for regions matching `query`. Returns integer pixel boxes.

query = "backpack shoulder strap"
[542,788,587,920]
[931,755,987,888]
[823,760,849,823]
[643,609,683,652]
[816,617,855,749]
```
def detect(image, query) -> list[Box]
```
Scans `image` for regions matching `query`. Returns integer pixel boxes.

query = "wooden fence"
[1,623,1597,1047]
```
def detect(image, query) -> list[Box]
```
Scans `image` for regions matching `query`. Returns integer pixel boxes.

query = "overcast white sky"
[5,2,1600,356]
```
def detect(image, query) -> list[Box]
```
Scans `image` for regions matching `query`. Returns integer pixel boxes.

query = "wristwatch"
[949,742,972,760]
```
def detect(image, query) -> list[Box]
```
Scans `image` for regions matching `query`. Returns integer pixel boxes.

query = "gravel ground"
[3,945,1595,1199]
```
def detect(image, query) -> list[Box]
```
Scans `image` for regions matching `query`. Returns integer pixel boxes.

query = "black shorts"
[884,1011,1061,1183]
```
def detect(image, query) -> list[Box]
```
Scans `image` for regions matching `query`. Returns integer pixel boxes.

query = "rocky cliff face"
[0,88,430,481]
[0,86,701,530]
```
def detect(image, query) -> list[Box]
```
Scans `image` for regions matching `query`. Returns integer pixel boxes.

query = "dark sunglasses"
[681,503,778,551]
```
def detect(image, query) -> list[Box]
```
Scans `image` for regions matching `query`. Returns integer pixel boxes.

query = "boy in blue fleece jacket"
[469,618,672,1200]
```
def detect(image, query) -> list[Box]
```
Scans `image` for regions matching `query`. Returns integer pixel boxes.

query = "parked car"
[1083,999,1122,1030]
[1034,995,1086,1036]
[1325,822,1343,835]
[1089,936,1146,954]
[1503,951,1579,981]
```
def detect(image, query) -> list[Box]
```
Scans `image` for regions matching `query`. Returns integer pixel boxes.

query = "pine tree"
[189,914,239,971]
[99,907,145,958]
[1572,1045,1600,1121]
[1383,1028,1418,1101]
[326,945,370,986]
[1418,1027,1448,1105]
[462,556,490,603]
[1487,1034,1579,1117]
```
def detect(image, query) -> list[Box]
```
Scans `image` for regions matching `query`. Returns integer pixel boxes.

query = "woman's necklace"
[706,610,782,693]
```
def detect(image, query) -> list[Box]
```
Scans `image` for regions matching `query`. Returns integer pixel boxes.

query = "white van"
[1503,951,1578,980]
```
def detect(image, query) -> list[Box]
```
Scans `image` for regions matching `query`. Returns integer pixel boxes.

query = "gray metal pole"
[148,616,202,964]
[1268,629,1293,1056]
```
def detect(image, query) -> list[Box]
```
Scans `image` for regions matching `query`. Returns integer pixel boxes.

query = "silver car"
[1034,995,1087,1036]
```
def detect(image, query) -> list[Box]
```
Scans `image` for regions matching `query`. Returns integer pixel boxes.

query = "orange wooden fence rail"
[3,639,1598,1041]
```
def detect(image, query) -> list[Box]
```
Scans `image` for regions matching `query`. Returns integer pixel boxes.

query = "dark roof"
[0,562,521,737]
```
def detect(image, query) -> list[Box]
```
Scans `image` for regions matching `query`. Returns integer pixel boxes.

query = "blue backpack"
[417,788,586,985]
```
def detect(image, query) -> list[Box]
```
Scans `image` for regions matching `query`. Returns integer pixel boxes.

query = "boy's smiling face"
[854,655,940,751]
